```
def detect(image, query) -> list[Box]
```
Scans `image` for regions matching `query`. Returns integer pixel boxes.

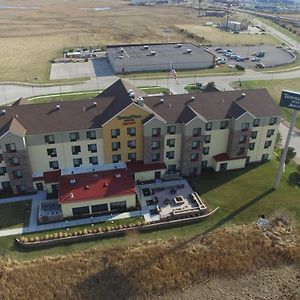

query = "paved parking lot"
[211,45,295,69]
[50,58,114,80]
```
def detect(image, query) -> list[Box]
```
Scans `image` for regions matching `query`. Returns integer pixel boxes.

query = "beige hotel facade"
[0,79,281,196]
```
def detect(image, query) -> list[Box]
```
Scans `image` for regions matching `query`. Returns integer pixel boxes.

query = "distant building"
[204,10,226,17]
[106,43,215,73]
[222,20,249,31]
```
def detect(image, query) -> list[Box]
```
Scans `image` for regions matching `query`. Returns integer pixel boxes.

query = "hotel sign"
[117,114,142,125]
[280,90,300,111]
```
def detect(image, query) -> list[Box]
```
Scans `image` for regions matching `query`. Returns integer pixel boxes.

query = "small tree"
[284,147,296,164]
[204,81,218,92]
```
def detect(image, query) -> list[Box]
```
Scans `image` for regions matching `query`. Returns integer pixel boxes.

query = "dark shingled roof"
[0,79,134,135]
[0,117,26,138]
[143,89,281,122]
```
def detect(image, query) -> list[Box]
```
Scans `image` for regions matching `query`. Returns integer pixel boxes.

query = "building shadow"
[288,172,300,187]
[188,162,264,194]
[91,58,114,77]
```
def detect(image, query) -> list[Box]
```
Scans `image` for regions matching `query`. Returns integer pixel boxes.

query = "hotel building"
[0,80,280,216]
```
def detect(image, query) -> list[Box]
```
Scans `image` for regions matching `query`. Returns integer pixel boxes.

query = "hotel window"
[72,206,89,216]
[206,122,212,131]
[249,143,255,151]
[111,129,120,138]
[269,117,277,126]
[44,135,55,144]
[239,135,247,144]
[251,131,257,139]
[71,145,81,155]
[204,135,211,144]
[49,161,59,170]
[88,144,97,153]
[0,167,7,176]
[112,142,120,151]
[70,132,80,142]
[1,181,11,191]
[237,147,245,156]
[192,141,200,149]
[152,128,161,137]
[128,152,136,161]
[167,126,176,135]
[203,147,209,155]
[261,154,269,161]
[166,139,175,147]
[112,154,121,163]
[264,141,272,149]
[152,153,160,162]
[73,158,82,167]
[152,141,160,150]
[110,201,126,211]
[191,153,199,162]
[166,151,175,159]
[87,130,96,140]
[192,127,201,137]
[47,148,57,157]
[201,160,208,168]
[190,167,198,176]
[267,129,275,138]
[241,122,250,132]
[128,140,136,149]
[89,156,98,165]
[12,169,23,178]
[168,165,177,173]
[127,127,136,137]
[220,120,229,130]
[253,119,260,127]
[0,153,3,163]
[91,203,108,213]
[16,185,26,193]
[5,143,16,153]
[9,157,20,166]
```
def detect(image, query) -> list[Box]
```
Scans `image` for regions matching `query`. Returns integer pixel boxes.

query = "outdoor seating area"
[38,199,63,224]
[138,180,207,220]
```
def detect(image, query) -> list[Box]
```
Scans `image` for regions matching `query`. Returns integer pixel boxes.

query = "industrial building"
[106,43,215,73]
[0,79,280,217]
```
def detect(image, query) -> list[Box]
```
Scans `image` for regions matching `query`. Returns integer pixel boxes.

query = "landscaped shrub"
[97,228,102,233]
[54,233,58,239]
[58,232,63,238]
[34,237,39,242]
[29,237,34,242]
[45,234,49,240]
[83,229,88,235]
[73,231,78,236]
[87,229,92,234]
[78,230,83,235]
[49,234,54,239]
[20,236,28,243]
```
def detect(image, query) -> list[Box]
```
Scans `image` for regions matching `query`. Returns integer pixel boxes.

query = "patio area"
[138,179,207,220]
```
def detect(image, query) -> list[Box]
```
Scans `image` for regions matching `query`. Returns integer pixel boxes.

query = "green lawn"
[27,91,101,104]
[0,200,32,230]
[0,158,299,260]
[138,86,170,95]
[184,84,203,93]
[239,78,300,129]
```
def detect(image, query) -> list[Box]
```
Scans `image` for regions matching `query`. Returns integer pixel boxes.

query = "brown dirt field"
[0,216,299,300]
[0,0,200,82]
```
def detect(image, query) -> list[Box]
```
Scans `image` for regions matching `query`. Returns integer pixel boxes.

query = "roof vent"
[168,103,172,107]
[83,107,86,112]
[56,104,61,110]
[137,96,144,107]
[70,192,74,198]
[191,96,195,101]
[160,98,164,103]
[1,109,6,115]
[103,181,109,187]
[242,93,246,97]
[118,55,124,59]
[186,49,192,54]
[143,45,149,50]
[115,173,122,178]
[15,114,19,119]
[128,89,133,94]
[70,179,76,184]
[93,101,97,106]
[150,50,156,56]
[93,173,98,178]
[120,47,124,53]
[176,43,182,48]
[84,185,90,190]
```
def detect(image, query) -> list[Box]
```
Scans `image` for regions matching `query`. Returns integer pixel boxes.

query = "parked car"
[256,63,265,68]
[226,49,233,52]
[251,57,260,62]
[215,47,222,51]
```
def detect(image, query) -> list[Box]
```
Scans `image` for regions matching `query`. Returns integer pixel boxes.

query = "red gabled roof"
[126,160,167,173]
[43,170,61,184]
[213,153,246,162]
[59,169,136,204]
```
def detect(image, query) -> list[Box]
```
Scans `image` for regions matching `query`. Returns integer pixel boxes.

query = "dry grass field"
[175,24,278,46]
[0,0,200,83]
[0,218,299,300]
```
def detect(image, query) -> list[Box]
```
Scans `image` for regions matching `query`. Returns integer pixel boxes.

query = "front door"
[155,171,161,180]
[36,182,44,191]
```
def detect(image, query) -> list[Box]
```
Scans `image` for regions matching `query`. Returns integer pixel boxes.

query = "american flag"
[170,66,177,79]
